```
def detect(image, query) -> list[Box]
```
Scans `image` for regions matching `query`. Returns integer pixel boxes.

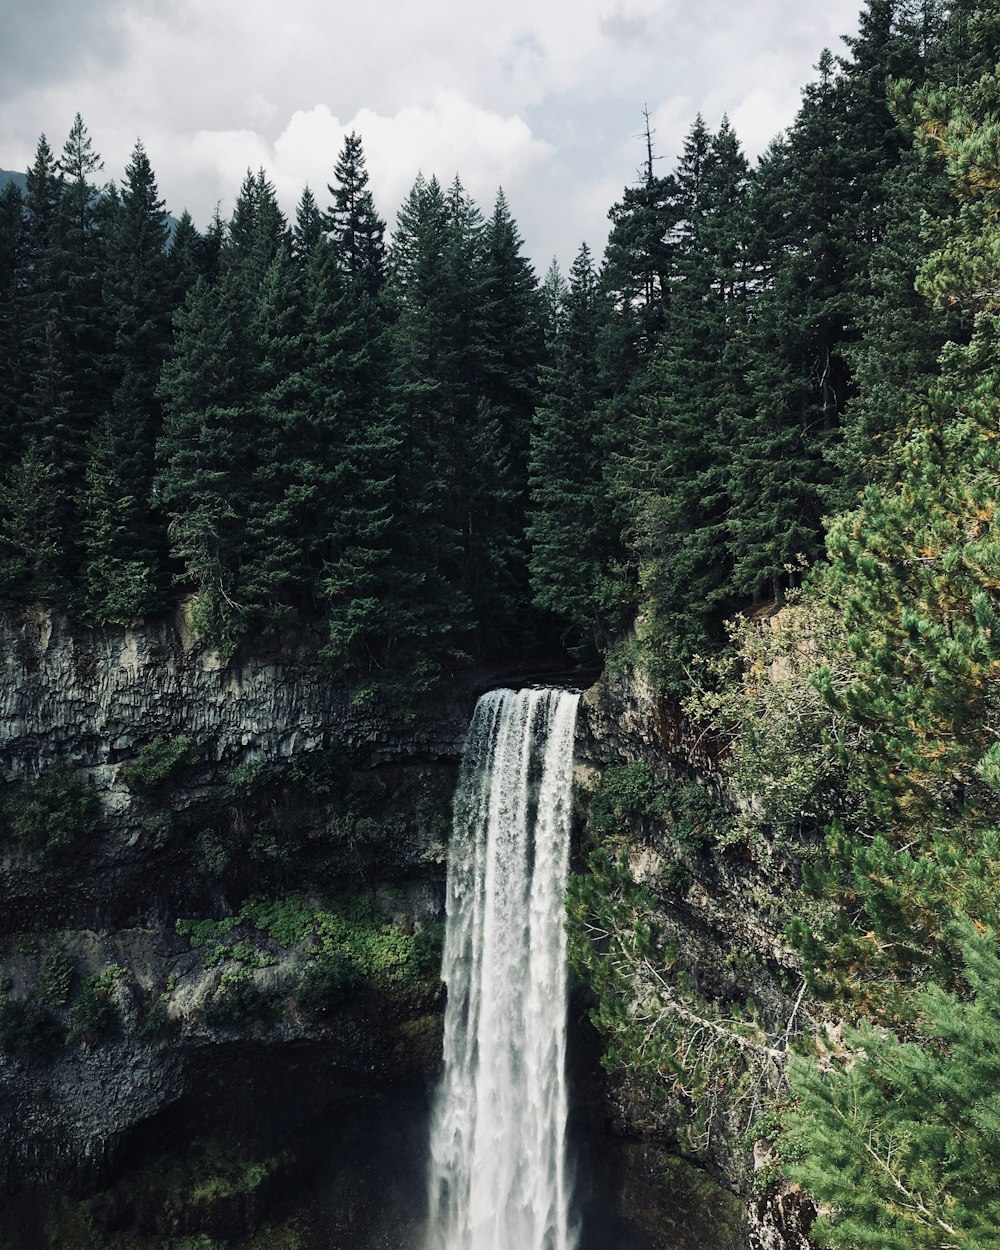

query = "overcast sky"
[2,0,862,272]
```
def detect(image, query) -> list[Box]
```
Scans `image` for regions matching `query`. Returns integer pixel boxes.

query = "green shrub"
[296,952,364,1016]
[588,762,668,837]
[120,735,193,793]
[68,966,124,1042]
[199,968,278,1028]
[139,997,169,1037]
[194,830,230,877]
[410,921,444,980]
[0,771,98,854]
[668,781,733,851]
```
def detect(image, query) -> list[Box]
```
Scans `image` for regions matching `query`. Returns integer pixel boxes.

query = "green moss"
[177,890,442,1025]
[199,967,278,1028]
[41,1141,296,1249]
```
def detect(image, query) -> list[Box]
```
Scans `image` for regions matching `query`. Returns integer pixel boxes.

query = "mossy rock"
[613,1144,746,1250]
[392,1013,443,1074]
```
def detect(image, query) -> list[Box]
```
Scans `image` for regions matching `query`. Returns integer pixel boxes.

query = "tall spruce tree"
[156,271,261,651]
[630,117,750,685]
[528,242,616,652]
[79,141,171,623]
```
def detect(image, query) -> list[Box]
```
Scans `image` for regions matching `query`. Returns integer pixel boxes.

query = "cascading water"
[426,687,580,1250]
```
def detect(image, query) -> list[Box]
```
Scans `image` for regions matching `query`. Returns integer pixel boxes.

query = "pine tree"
[786,927,1000,1250]
[0,441,63,603]
[0,181,27,467]
[630,117,750,685]
[325,132,386,294]
[79,140,171,623]
[166,210,204,303]
[156,273,261,651]
[528,242,613,652]
[788,50,1000,1002]
[224,169,288,289]
[384,172,474,680]
[292,186,324,261]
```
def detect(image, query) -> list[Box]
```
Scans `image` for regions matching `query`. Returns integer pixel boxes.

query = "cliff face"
[573,666,819,1250]
[0,607,813,1250]
[0,605,467,1249]
[0,604,468,929]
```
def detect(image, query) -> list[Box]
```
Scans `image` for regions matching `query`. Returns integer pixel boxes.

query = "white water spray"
[426,687,580,1250]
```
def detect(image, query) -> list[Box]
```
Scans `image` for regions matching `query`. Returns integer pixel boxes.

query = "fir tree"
[79,140,171,622]
[528,242,613,652]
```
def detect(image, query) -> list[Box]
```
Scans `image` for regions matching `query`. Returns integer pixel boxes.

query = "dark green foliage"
[786,927,1000,1250]
[0,993,63,1054]
[200,967,278,1028]
[667,781,733,852]
[156,271,262,652]
[630,117,752,686]
[119,735,193,793]
[0,441,63,602]
[79,140,171,624]
[587,761,668,837]
[528,242,622,652]
[588,762,731,852]
[68,966,123,1043]
[295,951,363,1016]
[0,769,98,854]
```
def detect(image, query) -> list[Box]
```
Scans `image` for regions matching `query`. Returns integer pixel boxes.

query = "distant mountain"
[0,169,27,194]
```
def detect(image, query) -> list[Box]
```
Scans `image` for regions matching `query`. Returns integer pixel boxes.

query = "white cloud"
[0,0,865,269]
[150,95,552,236]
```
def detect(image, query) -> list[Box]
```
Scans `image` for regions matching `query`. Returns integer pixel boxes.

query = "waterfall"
[426,687,580,1250]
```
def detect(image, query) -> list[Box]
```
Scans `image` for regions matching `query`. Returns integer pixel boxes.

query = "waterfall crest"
[426,687,580,1250]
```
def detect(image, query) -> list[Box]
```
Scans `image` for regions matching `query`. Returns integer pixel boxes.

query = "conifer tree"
[630,117,750,685]
[166,210,204,302]
[528,242,614,651]
[0,181,27,467]
[786,927,1000,1250]
[292,186,323,262]
[156,272,261,650]
[79,141,170,623]
[385,173,474,677]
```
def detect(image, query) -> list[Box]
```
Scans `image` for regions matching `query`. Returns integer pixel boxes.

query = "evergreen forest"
[4,0,1000,1244]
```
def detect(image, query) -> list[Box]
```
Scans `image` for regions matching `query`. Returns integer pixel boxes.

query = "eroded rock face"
[0,607,465,1247]
[573,665,821,1250]
[0,603,469,804]
[0,609,817,1248]
[0,607,471,932]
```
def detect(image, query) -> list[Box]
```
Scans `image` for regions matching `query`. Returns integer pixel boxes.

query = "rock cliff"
[0,606,815,1250]
[0,605,466,1249]
[573,665,819,1250]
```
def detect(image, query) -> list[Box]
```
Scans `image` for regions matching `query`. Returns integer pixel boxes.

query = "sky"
[2,0,863,272]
